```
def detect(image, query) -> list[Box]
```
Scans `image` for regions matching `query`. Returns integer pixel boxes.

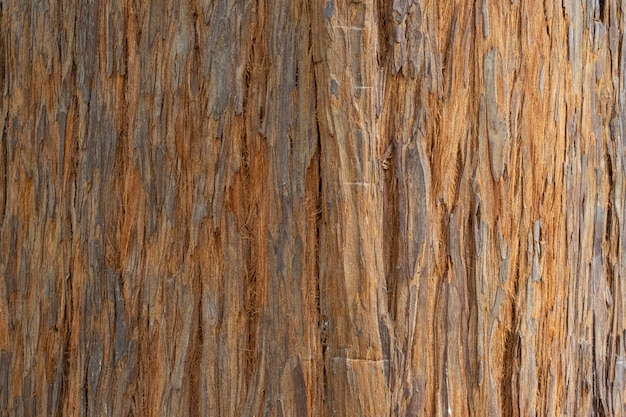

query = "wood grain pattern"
[1,1,625,416]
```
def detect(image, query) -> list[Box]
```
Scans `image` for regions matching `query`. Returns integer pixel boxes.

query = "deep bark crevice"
[188,275,203,417]
[501,322,516,416]
[382,140,398,321]
[312,66,328,404]
[0,120,6,224]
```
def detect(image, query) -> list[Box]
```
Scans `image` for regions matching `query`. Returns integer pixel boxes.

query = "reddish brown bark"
[0,1,625,416]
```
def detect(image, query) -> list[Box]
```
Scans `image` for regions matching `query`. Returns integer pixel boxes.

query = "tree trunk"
[1,0,625,416]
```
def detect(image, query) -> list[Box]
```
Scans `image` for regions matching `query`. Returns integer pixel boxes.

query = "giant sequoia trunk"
[1,0,625,416]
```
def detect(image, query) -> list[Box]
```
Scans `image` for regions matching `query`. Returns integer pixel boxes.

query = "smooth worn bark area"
[1,1,625,416]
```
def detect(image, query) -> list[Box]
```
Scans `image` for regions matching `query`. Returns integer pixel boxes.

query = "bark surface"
[1,1,625,416]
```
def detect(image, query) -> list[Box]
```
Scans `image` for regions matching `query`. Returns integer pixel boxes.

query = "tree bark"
[1,0,625,416]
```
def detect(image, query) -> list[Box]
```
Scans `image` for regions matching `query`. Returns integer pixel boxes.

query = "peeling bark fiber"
[1,1,626,416]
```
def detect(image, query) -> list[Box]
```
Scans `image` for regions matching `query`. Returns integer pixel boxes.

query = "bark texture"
[1,0,625,416]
